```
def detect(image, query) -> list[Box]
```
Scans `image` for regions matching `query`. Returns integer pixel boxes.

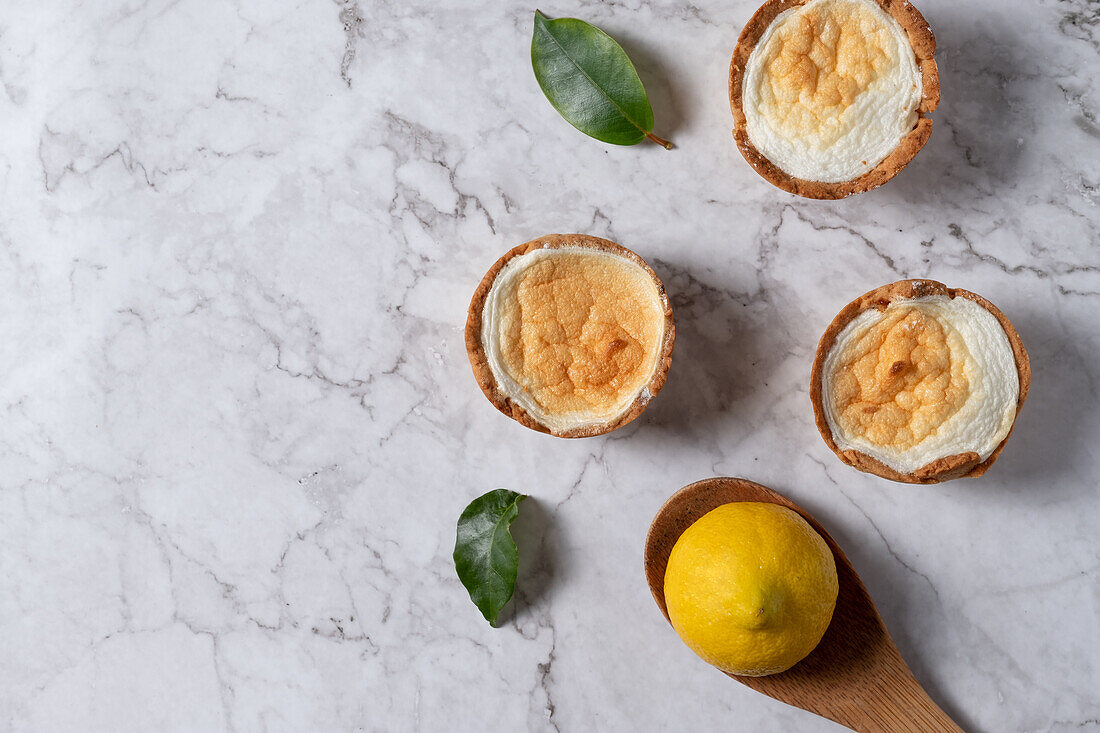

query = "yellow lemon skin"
[664,502,838,677]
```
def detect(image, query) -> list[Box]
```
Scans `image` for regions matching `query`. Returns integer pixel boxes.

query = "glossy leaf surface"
[453,489,527,626]
[531,10,668,147]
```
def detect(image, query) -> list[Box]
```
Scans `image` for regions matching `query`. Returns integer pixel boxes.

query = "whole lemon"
[664,502,838,676]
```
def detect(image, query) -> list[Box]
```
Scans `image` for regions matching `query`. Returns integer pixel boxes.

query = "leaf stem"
[646,131,673,150]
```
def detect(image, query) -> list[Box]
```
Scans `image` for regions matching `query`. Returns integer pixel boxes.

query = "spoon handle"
[847,672,964,733]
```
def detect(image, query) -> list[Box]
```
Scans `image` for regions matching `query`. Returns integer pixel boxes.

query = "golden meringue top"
[480,246,666,433]
[821,295,1018,473]
[742,0,922,182]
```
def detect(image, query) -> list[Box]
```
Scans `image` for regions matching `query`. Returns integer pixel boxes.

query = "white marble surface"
[1,0,1098,731]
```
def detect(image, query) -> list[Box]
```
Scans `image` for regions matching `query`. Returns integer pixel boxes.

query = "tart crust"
[465,234,675,438]
[729,0,940,199]
[810,280,1030,483]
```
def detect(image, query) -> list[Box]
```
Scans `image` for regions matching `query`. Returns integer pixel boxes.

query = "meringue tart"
[730,0,939,199]
[810,280,1030,483]
[466,234,674,438]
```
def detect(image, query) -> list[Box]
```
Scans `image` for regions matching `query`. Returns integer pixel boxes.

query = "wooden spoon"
[644,477,964,733]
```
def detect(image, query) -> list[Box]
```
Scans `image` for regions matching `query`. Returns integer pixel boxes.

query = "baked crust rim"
[809,279,1031,484]
[729,0,941,200]
[465,233,676,439]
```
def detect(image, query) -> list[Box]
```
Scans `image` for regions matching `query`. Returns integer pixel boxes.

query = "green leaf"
[531,10,671,148]
[453,489,527,626]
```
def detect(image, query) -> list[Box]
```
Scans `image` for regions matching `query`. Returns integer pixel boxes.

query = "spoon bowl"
[644,477,963,733]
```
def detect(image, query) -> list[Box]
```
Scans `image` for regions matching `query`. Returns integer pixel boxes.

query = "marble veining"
[0,0,1097,731]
